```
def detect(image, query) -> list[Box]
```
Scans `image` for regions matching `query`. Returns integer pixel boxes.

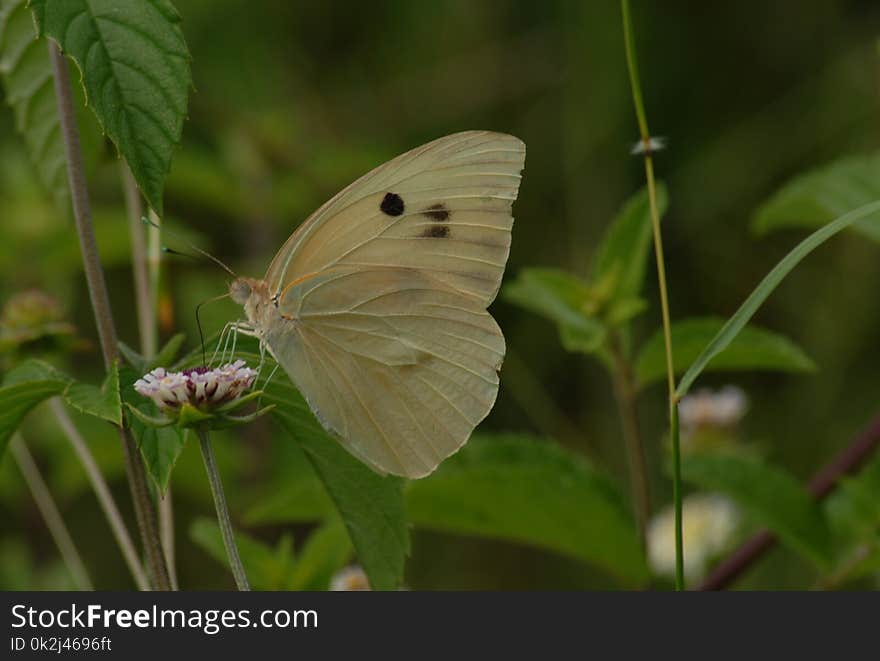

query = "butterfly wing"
[263,131,525,477]
[265,266,504,477]
[265,131,525,304]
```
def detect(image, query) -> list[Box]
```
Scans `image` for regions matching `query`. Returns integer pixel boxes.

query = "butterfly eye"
[229,278,252,304]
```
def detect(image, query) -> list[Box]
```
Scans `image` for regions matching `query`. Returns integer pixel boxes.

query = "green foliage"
[30,0,191,214]
[753,152,880,241]
[504,186,668,359]
[63,360,121,425]
[681,452,832,567]
[177,337,410,591]
[676,200,880,397]
[636,317,815,388]
[0,0,66,210]
[287,519,354,590]
[407,434,649,584]
[119,332,185,373]
[0,360,68,456]
[190,517,296,591]
[592,182,668,302]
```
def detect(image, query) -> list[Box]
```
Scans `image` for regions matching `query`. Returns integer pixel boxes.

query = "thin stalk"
[197,429,250,590]
[620,0,682,589]
[608,333,651,545]
[121,165,156,357]
[120,166,177,589]
[700,410,880,591]
[49,398,149,591]
[49,42,171,591]
[10,434,93,591]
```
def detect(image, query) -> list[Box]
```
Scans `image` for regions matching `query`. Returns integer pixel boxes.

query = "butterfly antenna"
[196,293,231,367]
[142,216,237,277]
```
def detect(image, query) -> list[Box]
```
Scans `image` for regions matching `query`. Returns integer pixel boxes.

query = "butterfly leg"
[211,322,235,366]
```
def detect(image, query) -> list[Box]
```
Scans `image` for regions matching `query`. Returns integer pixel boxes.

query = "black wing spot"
[422,203,450,221]
[421,224,450,239]
[380,192,405,216]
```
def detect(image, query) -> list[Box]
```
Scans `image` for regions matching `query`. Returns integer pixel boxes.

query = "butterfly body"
[230,131,525,478]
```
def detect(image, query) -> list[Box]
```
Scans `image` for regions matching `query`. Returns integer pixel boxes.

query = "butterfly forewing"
[265,131,525,305]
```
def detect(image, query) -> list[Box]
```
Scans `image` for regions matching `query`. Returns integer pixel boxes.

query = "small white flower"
[134,360,258,412]
[647,493,740,584]
[678,385,748,433]
[330,565,371,591]
[630,136,667,155]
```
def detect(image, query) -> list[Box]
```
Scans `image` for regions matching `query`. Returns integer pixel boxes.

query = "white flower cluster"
[134,360,258,412]
[647,493,740,583]
[678,385,747,433]
[330,566,371,591]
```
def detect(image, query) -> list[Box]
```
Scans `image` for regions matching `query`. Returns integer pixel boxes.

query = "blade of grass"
[677,199,880,398]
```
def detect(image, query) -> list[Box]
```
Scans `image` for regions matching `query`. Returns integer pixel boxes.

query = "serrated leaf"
[592,183,668,301]
[0,0,67,210]
[289,519,354,591]
[30,0,191,214]
[406,434,649,584]
[190,517,296,591]
[681,452,832,567]
[63,361,122,425]
[503,268,606,354]
[179,336,410,591]
[636,317,815,388]
[119,364,186,492]
[0,360,69,456]
[753,152,880,241]
[676,200,880,397]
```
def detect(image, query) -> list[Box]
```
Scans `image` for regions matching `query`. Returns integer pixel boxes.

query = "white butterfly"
[229,131,526,478]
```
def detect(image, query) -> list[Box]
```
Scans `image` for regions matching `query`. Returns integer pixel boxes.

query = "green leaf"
[119,364,186,492]
[592,183,668,301]
[406,434,649,584]
[289,519,354,591]
[503,268,606,354]
[149,332,185,370]
[0,360,69,456]
[179,336,410,591]
[753,152,880,241]
[189,517,296,591]
[824,453,880,547]
[676,200,880,397]
[0,0,67,210]
[636,317,815,388]
[30,0,191,214]
[681,452,832,567]
[63,361,122,425]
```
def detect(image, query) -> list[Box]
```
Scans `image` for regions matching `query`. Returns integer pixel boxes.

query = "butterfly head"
[229,278,253,305]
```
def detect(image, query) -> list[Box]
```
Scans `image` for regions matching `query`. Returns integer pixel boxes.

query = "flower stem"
[608,333,651,546]
[120,165,178,590]
[197,429,251,591]
[49,399,149,591]
[49,42,171,591]
[620,0,682,589]
[10,434,93,590]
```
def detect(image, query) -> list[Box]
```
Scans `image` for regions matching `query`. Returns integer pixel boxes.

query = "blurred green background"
[2,0,879,589]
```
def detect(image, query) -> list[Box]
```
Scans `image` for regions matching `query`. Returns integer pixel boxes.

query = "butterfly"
[229,131,526,478]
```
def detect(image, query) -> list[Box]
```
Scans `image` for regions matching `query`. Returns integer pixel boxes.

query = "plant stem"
[49,42,171,591]
[49,399,149,591]
[120,166,178,589]
[197,429,251,591]
[699,410,880,590]
[10,434,93,590]
[620,0,682,589]
[121,165,157,358]
[608,333,651,545]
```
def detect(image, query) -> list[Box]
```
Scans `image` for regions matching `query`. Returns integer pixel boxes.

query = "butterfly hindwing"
[266,266,504,477]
